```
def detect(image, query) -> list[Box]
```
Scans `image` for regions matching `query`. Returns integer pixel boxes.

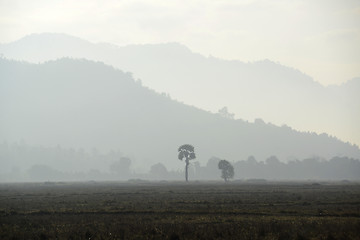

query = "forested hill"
[0,58,359,171]
[1,33,359,147]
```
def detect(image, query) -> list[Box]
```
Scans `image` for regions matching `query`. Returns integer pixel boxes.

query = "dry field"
[0,181,359,239]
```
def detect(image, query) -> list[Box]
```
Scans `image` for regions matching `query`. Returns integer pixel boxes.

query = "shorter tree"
[218,160,234,182]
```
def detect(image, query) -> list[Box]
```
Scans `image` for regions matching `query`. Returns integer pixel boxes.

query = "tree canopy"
[178,144,196,182]
[218,159,234,182]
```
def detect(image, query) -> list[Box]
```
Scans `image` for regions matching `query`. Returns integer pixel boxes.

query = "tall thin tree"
[178,144,196,182]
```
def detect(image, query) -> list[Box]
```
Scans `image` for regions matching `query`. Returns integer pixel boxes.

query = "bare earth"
[1,181,359,239]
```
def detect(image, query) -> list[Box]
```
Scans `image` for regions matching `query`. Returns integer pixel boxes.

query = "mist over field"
[1,1,359,182]
[0,57,359,182]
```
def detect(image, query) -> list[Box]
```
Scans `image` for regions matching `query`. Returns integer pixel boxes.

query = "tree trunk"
[185,159,189,182]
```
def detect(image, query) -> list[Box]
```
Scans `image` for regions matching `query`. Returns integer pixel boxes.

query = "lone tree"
[218,159,234,182]
[178,144,196,182]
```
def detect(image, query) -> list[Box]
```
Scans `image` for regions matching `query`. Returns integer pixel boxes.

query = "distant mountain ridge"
[1,33,359,147]
[1,58,359,172]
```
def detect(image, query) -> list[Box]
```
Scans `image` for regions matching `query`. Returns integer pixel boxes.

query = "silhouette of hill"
[1,58,359,172]
[0,33,359,146]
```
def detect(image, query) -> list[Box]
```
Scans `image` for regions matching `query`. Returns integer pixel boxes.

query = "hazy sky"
[0,0,359,86]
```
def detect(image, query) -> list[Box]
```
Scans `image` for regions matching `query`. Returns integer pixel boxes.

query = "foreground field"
[0,181,359,239]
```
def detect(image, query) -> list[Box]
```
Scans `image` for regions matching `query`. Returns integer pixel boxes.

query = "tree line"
[1,142,359,182]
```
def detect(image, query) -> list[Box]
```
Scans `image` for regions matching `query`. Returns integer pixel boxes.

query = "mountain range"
[0,33,359,147]
[1,57,359,172]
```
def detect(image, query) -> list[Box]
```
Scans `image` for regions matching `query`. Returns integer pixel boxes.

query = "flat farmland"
[0,181,359,240]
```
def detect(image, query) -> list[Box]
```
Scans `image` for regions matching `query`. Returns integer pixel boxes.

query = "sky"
[0,0,359,86]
